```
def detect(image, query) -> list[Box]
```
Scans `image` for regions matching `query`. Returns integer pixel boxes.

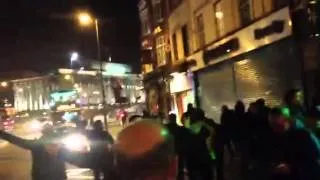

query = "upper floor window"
[213,1,225,37]
[156,36,167,66]
[239,0,252,26]
[140,9,151,35]
[153,0,163,22]
[172,33,178,61]
[181,25,190,56]
[196,14,205,49]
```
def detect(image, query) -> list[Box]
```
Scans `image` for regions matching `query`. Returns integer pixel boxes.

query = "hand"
[45,144,61,156]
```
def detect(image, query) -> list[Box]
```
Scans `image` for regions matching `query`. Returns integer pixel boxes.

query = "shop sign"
[56,104,77,111]
[203,38,240,64]
[254,20,285,40]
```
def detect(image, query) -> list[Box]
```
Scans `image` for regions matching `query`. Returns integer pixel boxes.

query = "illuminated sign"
[56,104,77,111]
[153,26,162,35]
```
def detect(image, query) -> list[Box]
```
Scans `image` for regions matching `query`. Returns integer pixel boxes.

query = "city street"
[0,122,123,180]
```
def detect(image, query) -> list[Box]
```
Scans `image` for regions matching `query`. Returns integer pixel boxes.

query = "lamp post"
[77,12,108,128]
[70,52,79,69]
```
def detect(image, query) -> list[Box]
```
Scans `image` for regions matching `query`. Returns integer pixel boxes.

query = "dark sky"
[0,0,141,74]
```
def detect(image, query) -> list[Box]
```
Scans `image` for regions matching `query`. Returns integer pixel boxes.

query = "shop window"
[181,25,190,56]
[196,14,205,49]
[156,36,167,66]
[239,0,252,26]
[213,1,225,37]
[172,33,178,61]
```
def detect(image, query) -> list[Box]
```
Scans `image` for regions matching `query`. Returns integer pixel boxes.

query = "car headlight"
[29,120,42,130]
[62,133,90,152]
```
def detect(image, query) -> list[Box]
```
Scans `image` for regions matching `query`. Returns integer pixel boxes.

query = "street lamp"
[70,52,79,69]
[76,12,107,128]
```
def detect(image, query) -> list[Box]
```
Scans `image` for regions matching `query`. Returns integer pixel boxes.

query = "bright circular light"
[78,13,93,26]
[62,134,90,152]
[1,82,8,87]
[64,75,71,80]
[70,52,79,62]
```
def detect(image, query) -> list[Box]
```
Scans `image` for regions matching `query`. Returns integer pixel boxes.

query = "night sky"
[0,0,140,74]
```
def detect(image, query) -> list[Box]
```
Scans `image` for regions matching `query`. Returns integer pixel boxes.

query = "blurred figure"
[220,105,234,159]
[166,113,191,180]
[283,89,305,128]
[89,120,114,180]
[187,108,214,180]
[114,120,176,179]
[266,108,320,180]
[0,125,66,180]
[181,103,194,127]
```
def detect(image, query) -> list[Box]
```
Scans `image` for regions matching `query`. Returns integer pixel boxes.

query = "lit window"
[156,36,167,66]
[153,0,163,22]
[214,1,225,37]
[196,14,205,49]
[239,0,252,26]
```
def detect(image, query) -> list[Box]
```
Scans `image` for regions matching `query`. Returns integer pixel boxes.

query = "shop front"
[196,7,303,122]
[170,71,195,123]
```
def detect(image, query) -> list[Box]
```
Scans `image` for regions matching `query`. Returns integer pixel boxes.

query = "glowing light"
[64,75,72,80]
[74,84,79,88]
[78,12,93,26]
[226,49,231,53]
[93,91,100,95]
[62,133,90,152]
[70,52,79,62]
[215,12,224,19]
[288,20,292,27]
[18,88,23,92]
[310,0,317,4]
[1,82,8,87]
[281,107,290,118]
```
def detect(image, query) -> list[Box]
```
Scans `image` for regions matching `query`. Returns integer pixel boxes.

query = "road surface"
[0,122,123,180]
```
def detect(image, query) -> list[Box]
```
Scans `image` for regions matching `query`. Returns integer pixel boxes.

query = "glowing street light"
[71,52,79,62]
[77,12,93,26]
[64,74,71,80]
[1,81,8,87]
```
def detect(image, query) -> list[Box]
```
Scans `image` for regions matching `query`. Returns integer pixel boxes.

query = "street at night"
[1,0,320,180]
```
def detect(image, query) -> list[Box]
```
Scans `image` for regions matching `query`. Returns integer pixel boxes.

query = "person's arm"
[0,130,36,150]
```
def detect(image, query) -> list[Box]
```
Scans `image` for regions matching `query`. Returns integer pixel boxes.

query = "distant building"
[11,65,144,112]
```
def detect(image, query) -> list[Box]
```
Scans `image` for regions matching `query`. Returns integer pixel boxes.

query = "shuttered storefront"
[198,38,302,122]
[198,63,237,122]
[234,38,302,106]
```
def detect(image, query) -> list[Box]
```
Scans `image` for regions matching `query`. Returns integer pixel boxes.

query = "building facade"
[12,69,144,113]
[165,0,320,122]
[138,0,173,116]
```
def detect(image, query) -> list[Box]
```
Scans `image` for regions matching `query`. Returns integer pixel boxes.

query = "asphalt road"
[0,122,123,180]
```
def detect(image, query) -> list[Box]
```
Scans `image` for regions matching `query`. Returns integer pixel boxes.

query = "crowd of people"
[165,89,320,180]
[0,89,320,180]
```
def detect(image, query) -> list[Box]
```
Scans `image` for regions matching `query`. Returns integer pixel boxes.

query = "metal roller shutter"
[198,64,236,122]
[234,38,302,107]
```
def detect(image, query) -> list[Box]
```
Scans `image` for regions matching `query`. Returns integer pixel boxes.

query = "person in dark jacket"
[89,120,114,180]
[0,126,66,180]
[181,103,194,127]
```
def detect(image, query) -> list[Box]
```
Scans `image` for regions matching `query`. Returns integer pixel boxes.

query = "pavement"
[0,122,124,180]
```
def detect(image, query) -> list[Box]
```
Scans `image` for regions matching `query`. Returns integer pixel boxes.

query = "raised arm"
[0,130,36,150]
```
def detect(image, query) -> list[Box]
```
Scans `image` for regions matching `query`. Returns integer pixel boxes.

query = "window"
[156,36,166,66]
[172,33,178,61]
[213,1,225,37]
[196,14,205,49]
[239,0,252,26]
[181,25,190,56]
[140,9,151,35]
[153,0,163,22]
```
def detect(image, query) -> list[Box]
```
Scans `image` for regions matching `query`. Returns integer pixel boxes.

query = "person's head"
[93,120,104,131]
[114,120,176,180]
[268,108,290,134]
[168,113,177,125]
[190,108,205,124]
[221,105,229,113]
[284,89,303,107]
[248,102,258,114]
[256,98,266,107]
[235,100,245,114]
[187,103,194,112]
